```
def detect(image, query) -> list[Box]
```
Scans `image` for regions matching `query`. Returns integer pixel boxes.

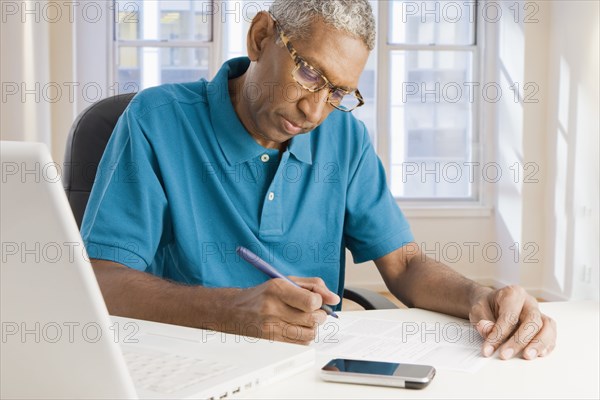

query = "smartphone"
[320,358,436,389]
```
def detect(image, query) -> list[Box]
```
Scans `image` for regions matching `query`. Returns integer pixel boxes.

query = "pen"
[236,246,339,319]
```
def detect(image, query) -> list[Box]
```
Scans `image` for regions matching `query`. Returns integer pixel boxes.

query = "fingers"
[290,276,341,306]
[496,301,544,359]
[242,315,322,345]
[468,289,496,339]
[229,282,333,345]
[479,285,527,357]
[474,319,495,339]
[267,278,337,344]
[272,278,324,314]
[265,316,323,345]
[471,285,558,361]
[521,314,557,359]
[468,296,496,325]
[263,279,332,327]
[280,307,327,330]
[259,300,326,345]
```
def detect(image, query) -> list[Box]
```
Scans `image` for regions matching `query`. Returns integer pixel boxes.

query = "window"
[114,1,213,93]
[112,0,482,202]
[381,1,481,200]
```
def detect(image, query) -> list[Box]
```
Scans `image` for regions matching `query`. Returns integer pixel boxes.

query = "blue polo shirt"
[81,57,413,305]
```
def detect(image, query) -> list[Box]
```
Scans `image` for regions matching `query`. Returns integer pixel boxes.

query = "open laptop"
[0,141,314,399]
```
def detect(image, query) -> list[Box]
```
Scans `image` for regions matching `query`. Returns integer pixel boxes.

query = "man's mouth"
[281,116,305,135]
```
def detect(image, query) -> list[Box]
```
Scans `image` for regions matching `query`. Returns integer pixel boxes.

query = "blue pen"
[236,246,339,318]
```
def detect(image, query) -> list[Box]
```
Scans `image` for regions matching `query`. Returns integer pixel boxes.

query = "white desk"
[239,301,599,399]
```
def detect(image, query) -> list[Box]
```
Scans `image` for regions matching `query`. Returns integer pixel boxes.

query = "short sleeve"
[80,106,169,271]
[343,124,414,263]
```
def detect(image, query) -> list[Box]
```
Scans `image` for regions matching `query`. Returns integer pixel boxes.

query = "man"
[82,0,556,360]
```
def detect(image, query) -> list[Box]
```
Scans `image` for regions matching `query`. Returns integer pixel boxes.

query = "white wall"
[0,1,77,162]
[494,0,551,296]
[1,1,53,147]
[0,1,108,164]
[543,1,599,300]
[345,215,497,290]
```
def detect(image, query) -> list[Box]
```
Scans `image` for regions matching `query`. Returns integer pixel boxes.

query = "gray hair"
[269,0,376,51]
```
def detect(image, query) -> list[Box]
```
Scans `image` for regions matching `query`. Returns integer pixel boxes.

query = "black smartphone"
[320,358,436,389]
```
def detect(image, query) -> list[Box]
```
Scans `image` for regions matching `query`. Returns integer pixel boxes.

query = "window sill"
[396,202,494,219]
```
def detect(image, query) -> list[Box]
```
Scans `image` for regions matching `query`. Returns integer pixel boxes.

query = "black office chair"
[63,93,136,228]
[63,93,399,311]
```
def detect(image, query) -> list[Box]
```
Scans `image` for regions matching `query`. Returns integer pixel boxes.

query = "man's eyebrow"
[301,54,357,92]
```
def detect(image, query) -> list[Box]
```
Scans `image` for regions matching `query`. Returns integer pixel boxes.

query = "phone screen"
[322,358,434,379]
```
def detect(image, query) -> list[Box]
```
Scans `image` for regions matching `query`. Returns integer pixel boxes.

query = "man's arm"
[374,244,557,360]
[91,259,339,344]
[373,244,490,318]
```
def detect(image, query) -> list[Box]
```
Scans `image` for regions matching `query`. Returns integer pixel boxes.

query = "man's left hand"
[469,285,557,360]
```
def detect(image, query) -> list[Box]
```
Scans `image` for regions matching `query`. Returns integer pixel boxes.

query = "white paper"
[312,315,490,373]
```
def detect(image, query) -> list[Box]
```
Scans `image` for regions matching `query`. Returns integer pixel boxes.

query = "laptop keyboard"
[123,349,236,394]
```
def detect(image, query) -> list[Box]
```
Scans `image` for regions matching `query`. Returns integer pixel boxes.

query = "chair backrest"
[63,93,136,228]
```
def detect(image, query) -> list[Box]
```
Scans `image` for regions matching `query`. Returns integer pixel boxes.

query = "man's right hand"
[225,277,340,345]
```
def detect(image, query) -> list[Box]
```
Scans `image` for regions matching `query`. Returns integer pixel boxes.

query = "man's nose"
[297,89,330,125]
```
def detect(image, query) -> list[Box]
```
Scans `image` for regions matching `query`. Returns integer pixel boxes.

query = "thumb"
[469,299,496,324]
[469,304,496,339]
[473,319,495,339]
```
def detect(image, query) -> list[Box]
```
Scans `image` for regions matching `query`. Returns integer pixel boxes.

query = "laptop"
[0,141,314,399]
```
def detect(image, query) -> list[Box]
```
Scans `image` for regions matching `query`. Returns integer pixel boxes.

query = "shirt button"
[268,192,275,201]
[261,154,270,163]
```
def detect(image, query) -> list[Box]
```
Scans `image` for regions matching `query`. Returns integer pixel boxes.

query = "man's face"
[236,13,370,148]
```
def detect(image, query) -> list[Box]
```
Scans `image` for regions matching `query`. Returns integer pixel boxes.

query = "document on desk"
[313,315,490,373]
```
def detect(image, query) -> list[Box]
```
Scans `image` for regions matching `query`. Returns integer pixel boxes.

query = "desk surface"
[239,301,599,399]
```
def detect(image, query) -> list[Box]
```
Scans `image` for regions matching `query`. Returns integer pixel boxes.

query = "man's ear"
[247,11,275,62]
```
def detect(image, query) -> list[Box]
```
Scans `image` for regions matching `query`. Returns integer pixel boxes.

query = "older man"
[82,0,555,360]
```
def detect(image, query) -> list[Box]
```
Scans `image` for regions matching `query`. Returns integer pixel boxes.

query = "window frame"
[376,1,492,214]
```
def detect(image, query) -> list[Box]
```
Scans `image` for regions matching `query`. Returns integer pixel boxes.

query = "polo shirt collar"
[287,131,312,164]
[207,57,313,166]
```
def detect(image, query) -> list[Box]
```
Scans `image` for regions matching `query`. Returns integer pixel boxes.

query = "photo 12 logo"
[397,1,540,24]
[2,1,101,24]
[1,81,139,105]
[1,161,61,184]
[1,321,139,344]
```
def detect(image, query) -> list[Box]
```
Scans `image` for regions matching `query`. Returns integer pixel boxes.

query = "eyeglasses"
[270,13,365,113]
